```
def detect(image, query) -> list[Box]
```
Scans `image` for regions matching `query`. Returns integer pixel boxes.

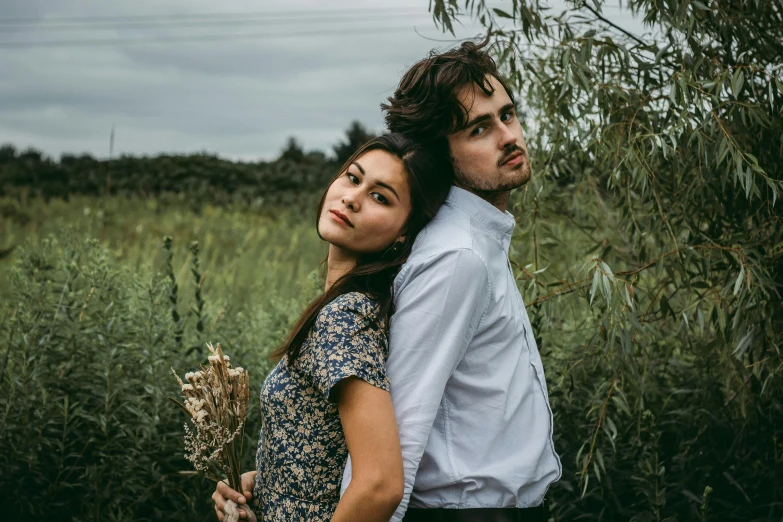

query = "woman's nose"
[341,190,359,210]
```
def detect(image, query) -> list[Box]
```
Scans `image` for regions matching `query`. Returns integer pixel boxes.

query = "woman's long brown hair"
[272,133,450,362]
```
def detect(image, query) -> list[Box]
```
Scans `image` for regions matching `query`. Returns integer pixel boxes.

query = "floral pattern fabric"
[250,292,390,521]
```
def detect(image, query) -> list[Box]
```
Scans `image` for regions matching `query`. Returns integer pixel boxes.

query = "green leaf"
[612,395,632,416]
[601,274,611,305]
[590,269,601,305]
[733,330,754,357]
[679,75,689,103]
[595,448,606,472]
[492,7,513,19]
[624,285,634,309]
[731,69,745,98]
[765,177,778,206]
[717,137,730,165]
[733,265,745,295]
[655,43,670,63]
[604,416,618,441]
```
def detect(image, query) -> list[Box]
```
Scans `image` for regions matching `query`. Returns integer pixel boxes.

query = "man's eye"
[372,193,389,205]
[501,111,514,122]
[470,126,485,137]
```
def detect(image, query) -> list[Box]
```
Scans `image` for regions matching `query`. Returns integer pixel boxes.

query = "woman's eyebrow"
[374,181,400,201]
[353,160,400,201]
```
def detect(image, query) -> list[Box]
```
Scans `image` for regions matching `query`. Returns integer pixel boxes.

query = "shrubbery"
[2,202,780,521]
[0,232,310,521]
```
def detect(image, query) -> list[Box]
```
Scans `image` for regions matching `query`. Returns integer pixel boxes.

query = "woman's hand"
[212,471,257,521]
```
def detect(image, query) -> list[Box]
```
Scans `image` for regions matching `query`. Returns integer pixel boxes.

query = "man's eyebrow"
[463,102,516,131]
[463,112,492,131]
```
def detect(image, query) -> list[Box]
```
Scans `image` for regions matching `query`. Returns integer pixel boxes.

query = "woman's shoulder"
[316,292,383,329]
[325,291,379,312]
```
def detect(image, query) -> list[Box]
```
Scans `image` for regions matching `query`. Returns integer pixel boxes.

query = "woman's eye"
[347,173,359,184]
[372,193,389,205]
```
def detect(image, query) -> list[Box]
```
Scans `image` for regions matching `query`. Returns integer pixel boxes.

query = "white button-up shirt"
[341,186,561,520]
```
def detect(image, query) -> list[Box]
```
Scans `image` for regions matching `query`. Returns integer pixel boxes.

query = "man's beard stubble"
[452,145,531,195]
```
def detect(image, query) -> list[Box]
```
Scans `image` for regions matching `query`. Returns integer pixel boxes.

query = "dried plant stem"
[170,342,251,508]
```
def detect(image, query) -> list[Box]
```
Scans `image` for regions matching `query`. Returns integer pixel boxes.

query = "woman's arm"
[331,377,404,522]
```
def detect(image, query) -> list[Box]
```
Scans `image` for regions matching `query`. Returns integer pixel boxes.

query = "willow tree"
[431,1,782,520]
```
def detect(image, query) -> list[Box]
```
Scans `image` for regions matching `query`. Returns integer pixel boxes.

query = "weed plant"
[1,192,781,521]
[0,203,322,520]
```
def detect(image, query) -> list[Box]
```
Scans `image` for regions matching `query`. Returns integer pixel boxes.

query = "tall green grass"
[0,195,323,520]
[1,192,780,521]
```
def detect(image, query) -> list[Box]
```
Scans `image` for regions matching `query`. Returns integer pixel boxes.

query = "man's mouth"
[499,150,525,167]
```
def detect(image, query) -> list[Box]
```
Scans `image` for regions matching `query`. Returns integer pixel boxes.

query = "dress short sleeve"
[308,292,390,400]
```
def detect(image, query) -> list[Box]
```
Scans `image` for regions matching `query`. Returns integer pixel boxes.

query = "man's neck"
[455,184,510,213]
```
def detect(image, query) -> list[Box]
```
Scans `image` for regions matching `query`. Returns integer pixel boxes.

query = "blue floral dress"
[250,292,390,521]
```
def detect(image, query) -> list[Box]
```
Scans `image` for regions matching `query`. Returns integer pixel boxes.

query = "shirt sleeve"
[309,292,390,400]
[340,249,491,519]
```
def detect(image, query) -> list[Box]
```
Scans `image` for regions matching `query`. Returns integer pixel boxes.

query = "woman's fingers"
[241,471,257,501]
[212,489,226,511]
[213,484,251,520]
[216,480,245,504]
[212,476,255,520]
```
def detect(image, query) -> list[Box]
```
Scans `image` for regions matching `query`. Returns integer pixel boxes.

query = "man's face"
[446,75,530,200]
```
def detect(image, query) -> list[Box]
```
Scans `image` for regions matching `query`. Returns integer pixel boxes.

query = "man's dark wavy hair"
[382,38,515,171]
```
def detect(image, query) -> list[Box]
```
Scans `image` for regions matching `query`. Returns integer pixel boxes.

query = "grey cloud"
[0,0,515,160]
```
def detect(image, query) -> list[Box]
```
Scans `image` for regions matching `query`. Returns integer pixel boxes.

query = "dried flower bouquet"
[171,342,256,522]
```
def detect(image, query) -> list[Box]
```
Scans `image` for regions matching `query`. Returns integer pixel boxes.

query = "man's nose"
[498,123,517,149]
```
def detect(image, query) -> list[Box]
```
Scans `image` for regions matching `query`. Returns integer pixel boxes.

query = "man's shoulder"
[408,203,474,260]
[395,208,490,292]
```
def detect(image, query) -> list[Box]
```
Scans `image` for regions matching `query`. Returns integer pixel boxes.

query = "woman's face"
[318,149,412,255]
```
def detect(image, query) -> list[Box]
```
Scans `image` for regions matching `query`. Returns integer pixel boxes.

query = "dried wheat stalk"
[171,342,256,522]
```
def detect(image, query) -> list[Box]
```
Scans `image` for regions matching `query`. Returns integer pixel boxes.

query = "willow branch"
[580,3,649,47]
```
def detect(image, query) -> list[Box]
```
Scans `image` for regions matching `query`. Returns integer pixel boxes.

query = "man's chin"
[454,165,531,193]
[499,168,530,191]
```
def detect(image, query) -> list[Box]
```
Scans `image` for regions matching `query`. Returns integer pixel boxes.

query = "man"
[341,40,561,522]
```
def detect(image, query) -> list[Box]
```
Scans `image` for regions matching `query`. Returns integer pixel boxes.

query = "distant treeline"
[0,121,376,206]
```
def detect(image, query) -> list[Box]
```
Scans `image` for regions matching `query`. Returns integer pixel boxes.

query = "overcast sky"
[0,0,645,161]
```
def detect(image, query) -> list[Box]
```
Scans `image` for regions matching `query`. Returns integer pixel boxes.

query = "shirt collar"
[445,186,516,251]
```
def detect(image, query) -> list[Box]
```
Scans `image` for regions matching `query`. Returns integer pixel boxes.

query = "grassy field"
[1,192,778,521]
[1,193,326,307]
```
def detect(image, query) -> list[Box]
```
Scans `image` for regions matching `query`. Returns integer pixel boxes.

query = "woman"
[212,134,450,521]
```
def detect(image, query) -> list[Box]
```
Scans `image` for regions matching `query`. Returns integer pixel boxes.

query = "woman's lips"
[329,210,353,227]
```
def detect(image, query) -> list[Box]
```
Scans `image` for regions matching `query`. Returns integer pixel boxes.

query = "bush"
[0,232,309,521]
